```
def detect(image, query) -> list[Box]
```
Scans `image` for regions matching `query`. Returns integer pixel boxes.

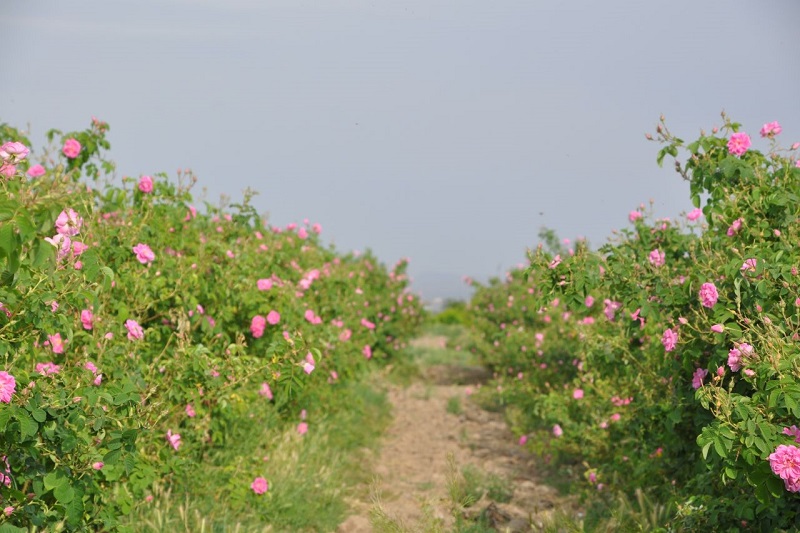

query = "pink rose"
[26,164,45,177]
[266,310,280,325]
[727,132,751,156]
[166,430,181,451]
[138,175,154,193]
[661,328,678,352]
[250,315,266,338]
[699,282,719,308]
[55,208,83,237]
[0,142,29,163]
[132,243,155,264]
[553,424,563,437]
[251,477,269,494]
[125,319,144,340]
[628,211,643,223]
[687,208,702,221]
[62,138,82,159]
[760,121,782,138]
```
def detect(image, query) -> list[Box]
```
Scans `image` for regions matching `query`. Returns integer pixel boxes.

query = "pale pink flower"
[251,477,269,494]
[92,462,104,470]
[728,348,742,372]
[573,389,584,399]
[266,310,280,325]
[257,278,273,290]
[72,241,88,255]
[62,138,82,158]
[727,132,751,156]
[125,319,144,340]
[166,430,181,451]
[548,255,562,269]
[312,223,322,234]
[553,424,563,437]
[629,211,643,223]
[363,345,372,359]
[250,315,266,338]
[297,422,308,435]
[48,333,65,354]
[36,362,61,376]
[259,382,273,400]
[0,141,29,163]
[297,227,308,239]
[3,506,12,516]
[84,361,98,374]
[132,243,155,264]
[0,371,17,403]
[648,249,665,267]
[783,426,800,443]
[45,233,72,260]
[692,368,708,389]
[662,328,678,352]
[699,283,719,308]
[610,413,621,421]
[603,299,622,321]
[585,295,594,307]
[361,318,376,330]
[741,258,757,273]
[185,403,196,417]
[81,309,94,330]
[93,374,102,386]
[0,164,15,177]
[303,353,315,374]
[27,164,45,177]
[687,208,702,221]
[760,121,782,138]
[55,208,83,236]
[339,329,352,342]
[711,324,724,333]
[138,175,154,193]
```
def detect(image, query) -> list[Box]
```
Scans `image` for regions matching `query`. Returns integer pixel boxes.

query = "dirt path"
[338,337,576,532]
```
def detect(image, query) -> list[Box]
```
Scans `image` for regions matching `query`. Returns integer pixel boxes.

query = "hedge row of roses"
[0,119,423,530]
[465,114,800,530]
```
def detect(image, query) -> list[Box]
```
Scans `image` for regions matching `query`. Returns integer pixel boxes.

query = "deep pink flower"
[55,209,83,237]
[84,361,98,374]
[138,175,154,193]
[250,315,266,338]
[585,295,594,307]
[72,241,88,256]
[185,404,196,418]
[769,444,800,492]
[783,426,800,443]
[257,278,273,290]
[132,243,155,264]
[62,138,82,159]
[251,477,269,494]
[266,310,280,325]
[727,132,751,156]
[741,258,757,274]
[692,368,708,389]
[518,435,528,446]
[661,328,678,352]
[760,121,782,138]
[727,218,743,237]
[92,462,104,470]
[26,164,45,177]
[553,424,563,437]
[361,318,376,330]
[166,430,181,451]
[125,319,144,341]
[628,211,642,223]
[93,374,103,386]
[81,309,94,330]
[711,324,724,333]
[0,372,16,403]
[699,283,719,308]
[298,227,308,239]
[573,389,584,400]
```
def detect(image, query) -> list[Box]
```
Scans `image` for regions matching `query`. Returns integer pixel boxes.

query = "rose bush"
[0,119,422,529]
[465,114,800,529]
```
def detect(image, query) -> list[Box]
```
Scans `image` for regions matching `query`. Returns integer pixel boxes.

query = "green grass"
[123,380,391,532]
[446,396,463,415]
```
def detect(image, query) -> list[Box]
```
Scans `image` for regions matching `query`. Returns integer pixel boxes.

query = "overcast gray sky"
[3,1,799,300]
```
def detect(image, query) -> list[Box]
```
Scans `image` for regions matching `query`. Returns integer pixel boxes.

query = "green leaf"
[0,524,27,533]
[30,408,46,423]
[0,223,16,258]
[44,470,67,491]
[0,408,11,431]
[16,410,38,438]
[53,483,74,504]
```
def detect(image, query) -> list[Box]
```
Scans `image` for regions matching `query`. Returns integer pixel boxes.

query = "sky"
[2,1,799,301]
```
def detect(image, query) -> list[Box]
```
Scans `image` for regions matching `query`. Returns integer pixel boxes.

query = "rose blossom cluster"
[769,444,800,492]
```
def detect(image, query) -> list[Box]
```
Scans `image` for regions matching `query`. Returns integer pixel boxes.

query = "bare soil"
[338,337,578,532]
